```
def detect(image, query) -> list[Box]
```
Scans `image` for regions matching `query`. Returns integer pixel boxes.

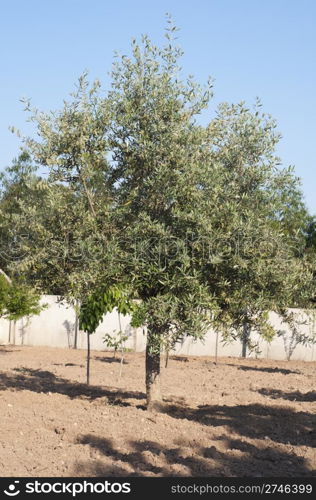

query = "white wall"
[0,296,315,361]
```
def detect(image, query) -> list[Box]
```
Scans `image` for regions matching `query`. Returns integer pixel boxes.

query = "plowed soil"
[0,345,315,477]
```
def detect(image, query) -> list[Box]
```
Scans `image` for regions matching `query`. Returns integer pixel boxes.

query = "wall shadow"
[18,318,28,345]
[160,402,316,448]
[0,367,145,404]
[74,433,314,477]
[259,388,316,403]
[63,320,75,349]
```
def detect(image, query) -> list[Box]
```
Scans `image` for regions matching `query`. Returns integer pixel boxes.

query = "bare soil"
[0,345,315,477]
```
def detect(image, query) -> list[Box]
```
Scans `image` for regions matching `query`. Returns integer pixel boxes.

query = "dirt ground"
[0,345,315,477]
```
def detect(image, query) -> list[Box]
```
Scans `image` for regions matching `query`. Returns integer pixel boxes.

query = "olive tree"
[4,21,314,408]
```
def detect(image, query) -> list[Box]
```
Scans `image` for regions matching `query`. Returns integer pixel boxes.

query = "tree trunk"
[215,329,219,365]
[146,330,162,409]
[13,320,16,345]
[165,348,169,368]
[8,320,12,343]
[86,332,91,385]
[0,269,12,284]
[73,300,79,349]
[242,322,250,358]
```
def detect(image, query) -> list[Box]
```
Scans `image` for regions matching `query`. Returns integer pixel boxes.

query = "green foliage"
[79,285,134,334]
[5,283,45,321]
[277,310,316,360]
[0,275,10,316]
[305,216,316,254]
[106,25,314,352]
[0,275,45,321]
[0,80,115,299]
[103,331,129,355]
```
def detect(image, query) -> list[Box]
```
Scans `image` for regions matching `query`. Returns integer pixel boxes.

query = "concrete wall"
[0,295,315,361]
[171,310,316,361]
[0,296,139,352]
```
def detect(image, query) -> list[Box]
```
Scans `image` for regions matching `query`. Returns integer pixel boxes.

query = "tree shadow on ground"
[258,388,316,403]
[225,364,301,375]
[0,367,145,404]
[74,434,314,477]
[160,402,316,448]
[53,363,84,368]
[169,355,189,362]
[94,355,128,365]
[0,348,21,354]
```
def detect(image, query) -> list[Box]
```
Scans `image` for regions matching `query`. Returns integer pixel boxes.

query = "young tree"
[276,309,316,361]
[79,285,134,385]
[0,273,45,344]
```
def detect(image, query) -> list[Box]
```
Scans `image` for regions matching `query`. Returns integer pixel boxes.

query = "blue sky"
[1,0,315,213]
